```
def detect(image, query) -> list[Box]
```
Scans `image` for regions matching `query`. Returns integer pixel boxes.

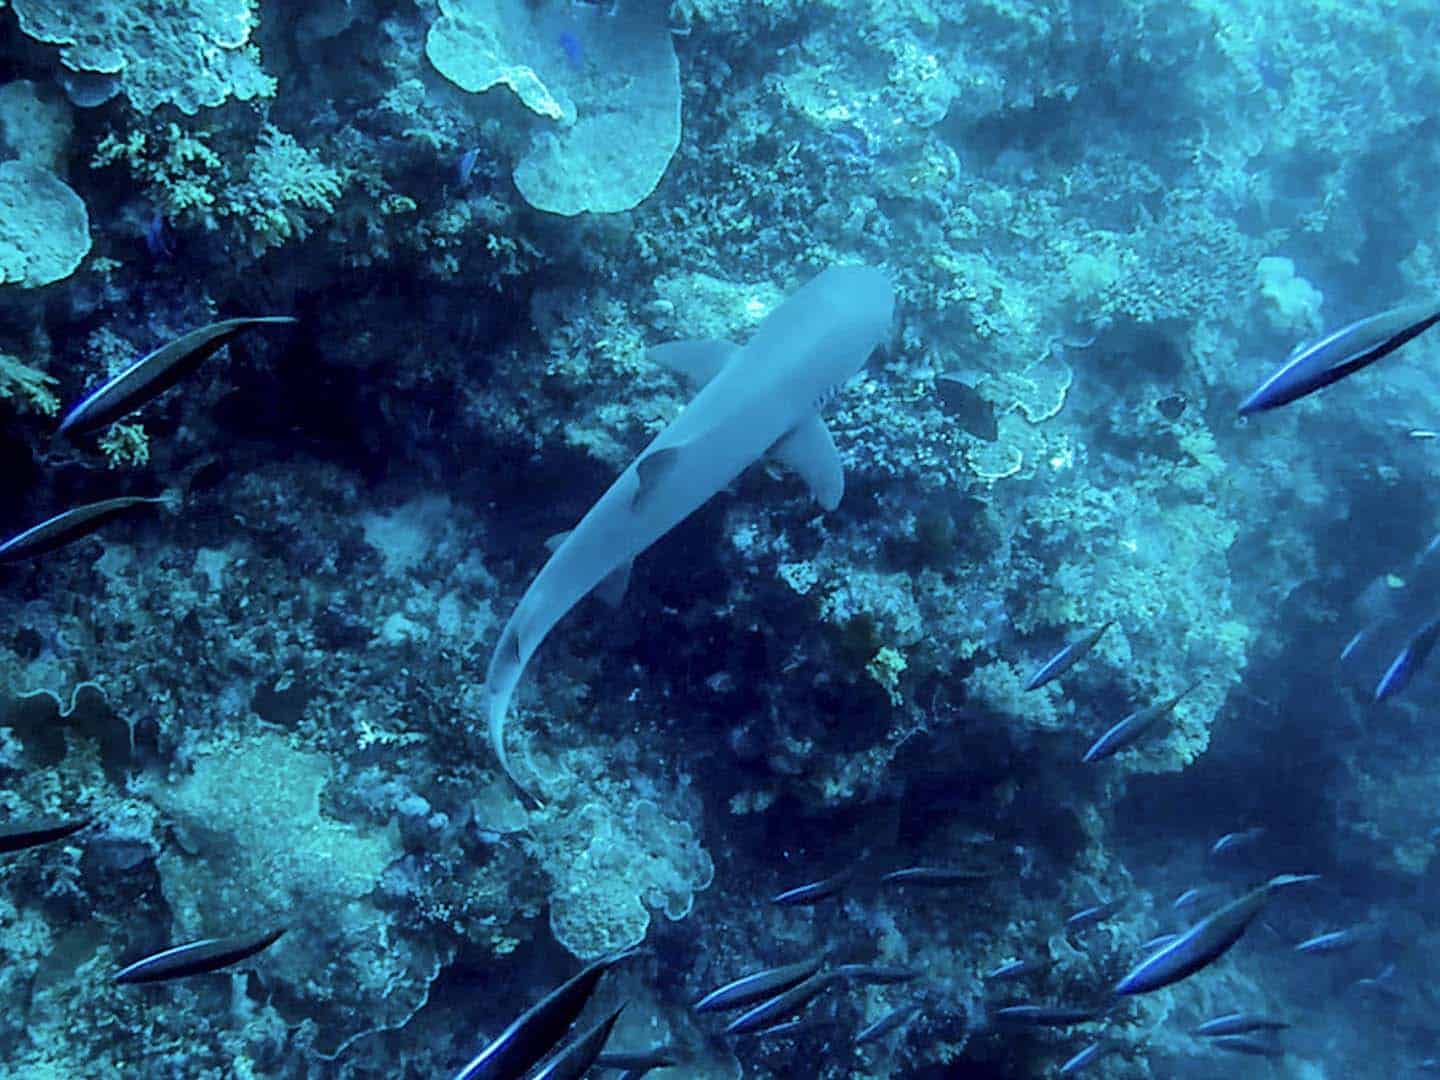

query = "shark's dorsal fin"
[772,415,844,510]
[593,558,634,607]
[633,445,684,512]
[648,340,740,392]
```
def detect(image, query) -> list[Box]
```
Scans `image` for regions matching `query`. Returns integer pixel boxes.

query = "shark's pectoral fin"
[593,558,634,607]
[632,445,684,512]
[772,415,845,510]
[648,340,741,392]
[544,529,572,553]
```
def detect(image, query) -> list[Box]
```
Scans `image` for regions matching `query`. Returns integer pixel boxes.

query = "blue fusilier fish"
[1374,616,1440,703]
[1114,874,1317,995]
[1065,897,1124,932]
[1082,680,1201,763]
[983,957,1051,981]
[0,496,166,563]
[529,1003,625,1080]
[1352,963,1405,1002]
[59,316,297,436]
[1193,1012,1290,1037]
[1059,1040,1115,1075]
[1210,827,1265,857]
[457,147,481,187]
[880,865,996,887]
[992,1004,1101,1027]
[0,817,89,853]
[1025,620,1114,691]
[1239,299,1440,415]
[833,964,921,985]
[1295,928,1362,955]
[694,955,823,1012]
[1211,1033,1284,1058]
[454,950,630,1080]
[114,927,285,984]
[483,267,894,803]
[1173,884,1225,910]
[743,1015,818,1039]
[853,1001,921,1046]
[724,971,840,1035]
[772,862,858,906]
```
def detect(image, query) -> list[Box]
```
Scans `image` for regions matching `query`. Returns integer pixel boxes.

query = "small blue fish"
[144,210,173,259]
[1115,874,1317,995]
[0,497,166,563]
[1082,681,1201,763]
[530,1004,625,1080]
[115,927,284,984]
[772,862,858,906]
[694,956,823,1013]
[1060,1040,1114,1075]
[1294,928,1361,955]
[853,1001,921,1046]
[454,951,630,1080]
[1210,826,1265,857]
[1194,1012,1290,1037]
[993,1004,1101,1027]
[1239,299,1440,415]
[457,147,481,187]
[59,316,297,437]
[0,817,89,853]
[558,29,584,69]
[1374,616,1440,702]
[1064,898,1124,932]
[724,971,839,1035]
[1025,621,1114,691]
[983,957,1050,982]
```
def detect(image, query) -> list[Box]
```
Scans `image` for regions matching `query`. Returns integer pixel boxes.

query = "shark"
[482,264,895,802]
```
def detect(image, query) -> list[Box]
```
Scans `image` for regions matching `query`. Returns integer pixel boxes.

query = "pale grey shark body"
[483,265,895,800]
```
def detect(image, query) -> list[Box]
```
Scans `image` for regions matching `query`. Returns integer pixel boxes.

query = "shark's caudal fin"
[485,627,544,806]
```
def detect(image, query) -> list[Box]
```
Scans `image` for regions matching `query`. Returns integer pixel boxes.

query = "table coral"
[0,160,88,288]
[10,0,274,115]
[426,0,680,214]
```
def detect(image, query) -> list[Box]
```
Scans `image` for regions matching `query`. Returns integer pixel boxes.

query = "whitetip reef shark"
[482,264,895,802]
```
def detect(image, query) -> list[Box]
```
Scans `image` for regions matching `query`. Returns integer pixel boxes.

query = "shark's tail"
[485,627,544,808]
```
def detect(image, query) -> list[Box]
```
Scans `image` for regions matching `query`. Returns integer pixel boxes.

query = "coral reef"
[0,0,1437,1076]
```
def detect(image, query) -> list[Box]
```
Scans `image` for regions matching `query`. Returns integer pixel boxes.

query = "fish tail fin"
[485,628,544,808]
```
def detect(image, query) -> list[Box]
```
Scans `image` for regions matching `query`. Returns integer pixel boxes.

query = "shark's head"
[779,265,895,407]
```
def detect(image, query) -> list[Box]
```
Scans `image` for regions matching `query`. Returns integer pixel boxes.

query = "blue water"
[0,0,1439,1077]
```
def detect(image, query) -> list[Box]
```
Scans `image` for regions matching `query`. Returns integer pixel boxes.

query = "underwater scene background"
[0,0,1438,1076]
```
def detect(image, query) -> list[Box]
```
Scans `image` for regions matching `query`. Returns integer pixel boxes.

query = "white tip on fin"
[648,340,740,392]
[771,415,845,510]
